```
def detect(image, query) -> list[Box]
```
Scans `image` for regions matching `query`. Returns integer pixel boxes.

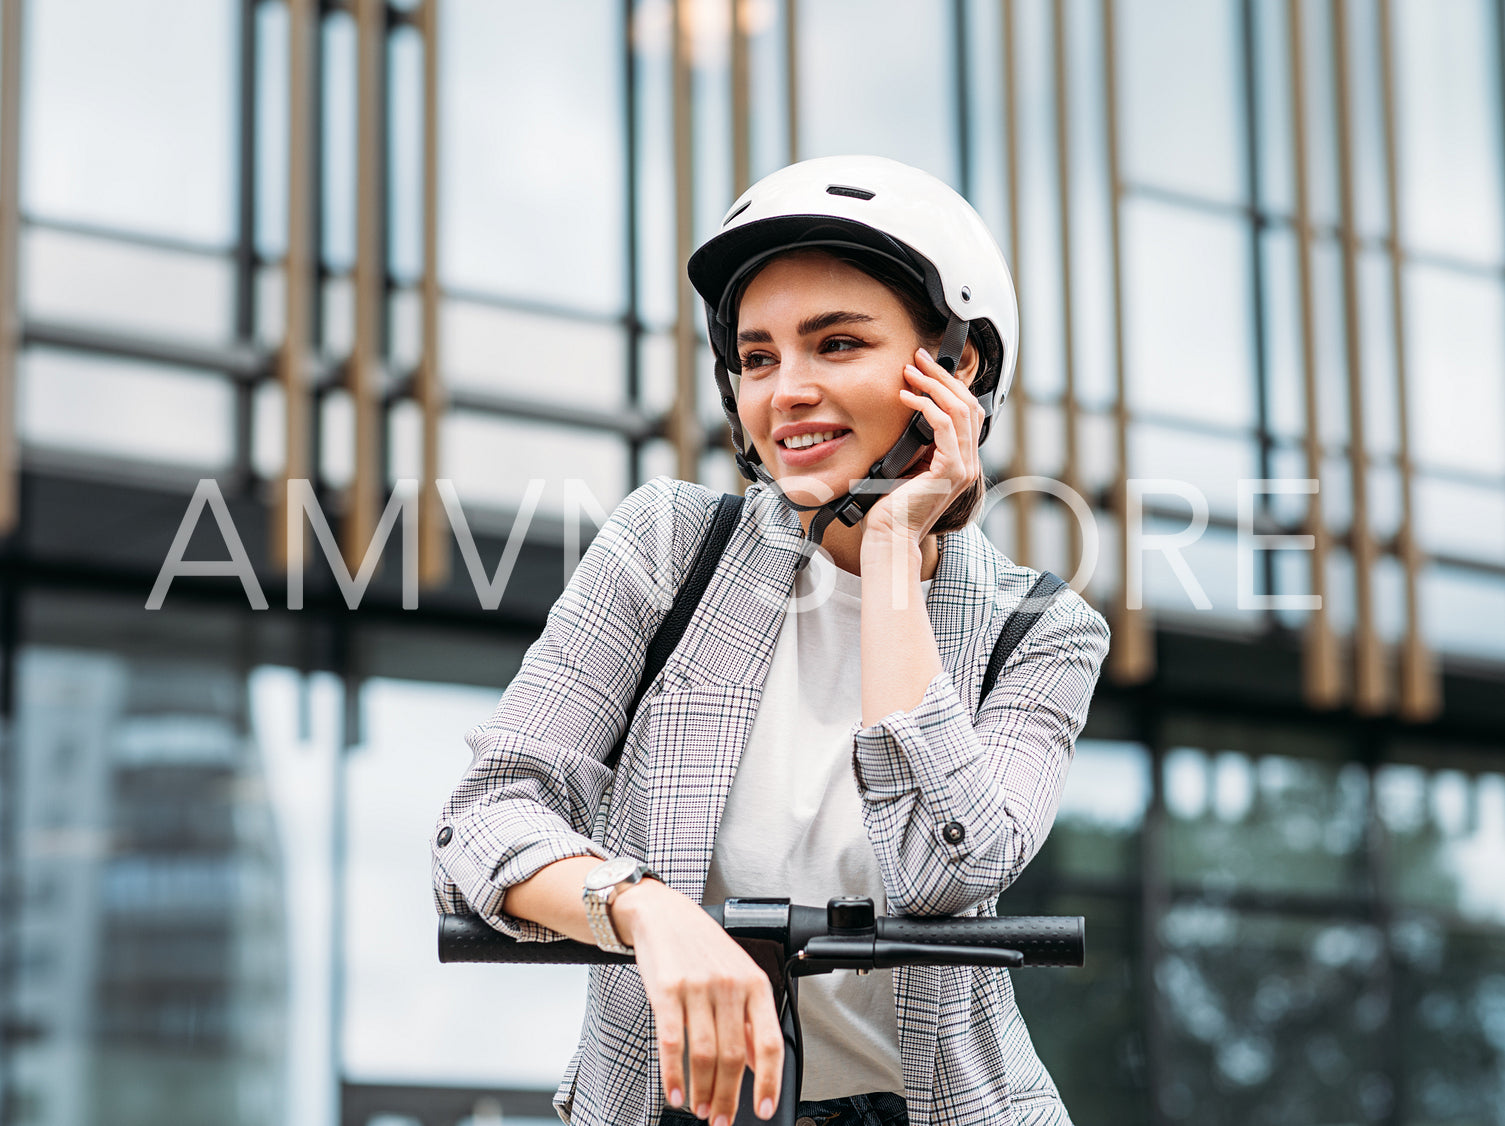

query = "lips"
[773,427,852,467]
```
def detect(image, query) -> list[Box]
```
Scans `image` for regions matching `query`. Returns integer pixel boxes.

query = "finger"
[915,345,975,394]
[904,364,975,449]
[710,978,750,1124]
[684,984,718,1119]
[745,983,784,1120]
[655,992,688,1111]
[900,388,965,459]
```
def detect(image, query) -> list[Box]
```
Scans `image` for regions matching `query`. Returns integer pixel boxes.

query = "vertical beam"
[1000,0,1035,567]
[0,0,24,536]
[1330,0,1385,714]
[1286,0,1343,708]
[1101,0,1153,682]
[1052,0,1083,584]
[232,0,260,495]
[671,0,701,481]
[275,0,317,569]
[417,0,448,586]
[784,0,799,164]
[346,0,385,569]
[1239,0,1277,623]
[623,0,643,486]
[1376,0,1439,721]
[731,0,752,195]
[952,0,971,197]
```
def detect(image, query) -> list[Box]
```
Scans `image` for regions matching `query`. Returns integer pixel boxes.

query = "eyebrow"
[736,310,878,346]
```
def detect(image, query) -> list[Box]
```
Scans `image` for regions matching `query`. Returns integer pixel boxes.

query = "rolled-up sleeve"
[431,476,709,940]
[852,588,1110,917]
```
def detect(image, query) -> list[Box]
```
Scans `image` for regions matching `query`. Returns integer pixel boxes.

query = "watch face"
[585,856,639,892]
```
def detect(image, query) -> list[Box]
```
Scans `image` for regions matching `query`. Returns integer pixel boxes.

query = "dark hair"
[737,247,986,535]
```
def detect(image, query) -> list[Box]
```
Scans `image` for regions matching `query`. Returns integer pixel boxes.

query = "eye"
[739,350,775,372]
[820,336,863,354]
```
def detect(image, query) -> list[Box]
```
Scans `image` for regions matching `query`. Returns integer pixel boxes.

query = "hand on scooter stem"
[615,879,785,1123]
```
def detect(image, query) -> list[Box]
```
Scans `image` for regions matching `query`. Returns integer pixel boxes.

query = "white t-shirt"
[702,553,930,1101]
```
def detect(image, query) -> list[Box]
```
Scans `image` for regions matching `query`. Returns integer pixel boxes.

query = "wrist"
[609,876,666,947]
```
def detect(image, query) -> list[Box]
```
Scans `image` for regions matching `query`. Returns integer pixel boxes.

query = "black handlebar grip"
[439,913,634,966]
[875,915,1084,967]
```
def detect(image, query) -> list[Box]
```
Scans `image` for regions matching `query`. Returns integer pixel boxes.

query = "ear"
[956,338,982,388]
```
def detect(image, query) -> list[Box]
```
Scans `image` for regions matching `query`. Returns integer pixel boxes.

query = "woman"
[432,155,1110,1126]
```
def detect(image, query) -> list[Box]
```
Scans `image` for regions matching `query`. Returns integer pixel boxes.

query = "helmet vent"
[826,184,875,200]
[723,198,753,225]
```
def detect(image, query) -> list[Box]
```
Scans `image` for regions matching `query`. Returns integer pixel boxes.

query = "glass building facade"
[0,1,1501,1125]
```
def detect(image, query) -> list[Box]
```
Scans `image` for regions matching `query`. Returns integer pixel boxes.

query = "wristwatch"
[582,856,660,954]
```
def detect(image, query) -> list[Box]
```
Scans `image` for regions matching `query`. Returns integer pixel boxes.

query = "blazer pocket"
[1008,1086,1067,1126]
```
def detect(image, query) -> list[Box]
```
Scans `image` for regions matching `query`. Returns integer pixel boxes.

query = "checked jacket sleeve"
[431,477,710,941]
[851,587,1110,917]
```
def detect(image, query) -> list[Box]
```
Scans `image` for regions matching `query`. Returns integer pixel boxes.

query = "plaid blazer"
[433,476,1110,1126]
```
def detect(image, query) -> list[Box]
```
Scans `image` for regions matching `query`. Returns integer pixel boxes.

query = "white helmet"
[687,155,1019,561]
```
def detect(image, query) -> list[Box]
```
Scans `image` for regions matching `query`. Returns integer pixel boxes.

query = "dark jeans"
[660,1091,908,1126]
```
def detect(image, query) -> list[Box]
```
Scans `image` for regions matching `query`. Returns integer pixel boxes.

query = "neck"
[805,512,939,580]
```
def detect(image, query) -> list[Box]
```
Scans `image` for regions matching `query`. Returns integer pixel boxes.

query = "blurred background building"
[0,1,1501,1125]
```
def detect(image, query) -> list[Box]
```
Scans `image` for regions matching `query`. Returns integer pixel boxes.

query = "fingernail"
[760,1098,775,1118]
[917,347,933,362]
[905,364,921,376]
[696,1105,710,1120]
[714,1117,730,1126]
[669,1088,683,1107]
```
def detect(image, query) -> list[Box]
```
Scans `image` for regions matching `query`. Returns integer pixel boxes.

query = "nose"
[769,353,822,413]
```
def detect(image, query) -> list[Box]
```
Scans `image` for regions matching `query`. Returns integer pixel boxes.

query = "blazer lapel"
[643,486,805,897]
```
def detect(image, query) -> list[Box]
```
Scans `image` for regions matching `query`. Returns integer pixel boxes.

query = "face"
[734,251,924,509]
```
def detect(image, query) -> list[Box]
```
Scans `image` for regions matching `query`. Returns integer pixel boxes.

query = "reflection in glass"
[23,0,237,244]
[440,0,625,315]
[1119,0,1243,204]
[12,647,286,1126]
[20,351,234,470]
[341,679,589,1086]
[1164,749,1369,896]
[1157,910,1389,1125]
[1123,199,1255,429]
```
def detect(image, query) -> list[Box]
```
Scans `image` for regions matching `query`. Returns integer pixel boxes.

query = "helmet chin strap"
[716,314,972,571]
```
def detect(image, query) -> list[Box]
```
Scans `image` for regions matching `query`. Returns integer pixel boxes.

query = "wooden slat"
[274,0,316,569]
[785,0,799,163]
[1376,0,1440,720]
[345,0,384,569]
[1100,0,1154,682]
[0,0,23,535]
[418,0,449,586]
[1000,0,1035,567]
[1052,0,1084,584]
[1329,0,1385,714]
[671,0,701,481]
[732,0,752,195]
[1286,0,1343,708]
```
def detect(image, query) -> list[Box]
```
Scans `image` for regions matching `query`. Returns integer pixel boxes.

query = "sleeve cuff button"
[436,826,453,847]
[942,821,966,845]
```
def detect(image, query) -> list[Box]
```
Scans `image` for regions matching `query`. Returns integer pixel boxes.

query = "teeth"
[781,429,840,450]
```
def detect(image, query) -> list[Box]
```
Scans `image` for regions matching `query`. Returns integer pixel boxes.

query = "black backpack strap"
[604,491,745,771]
[977,570,1069,710]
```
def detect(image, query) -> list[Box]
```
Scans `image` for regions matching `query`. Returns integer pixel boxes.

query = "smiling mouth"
[779,428,850,450]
